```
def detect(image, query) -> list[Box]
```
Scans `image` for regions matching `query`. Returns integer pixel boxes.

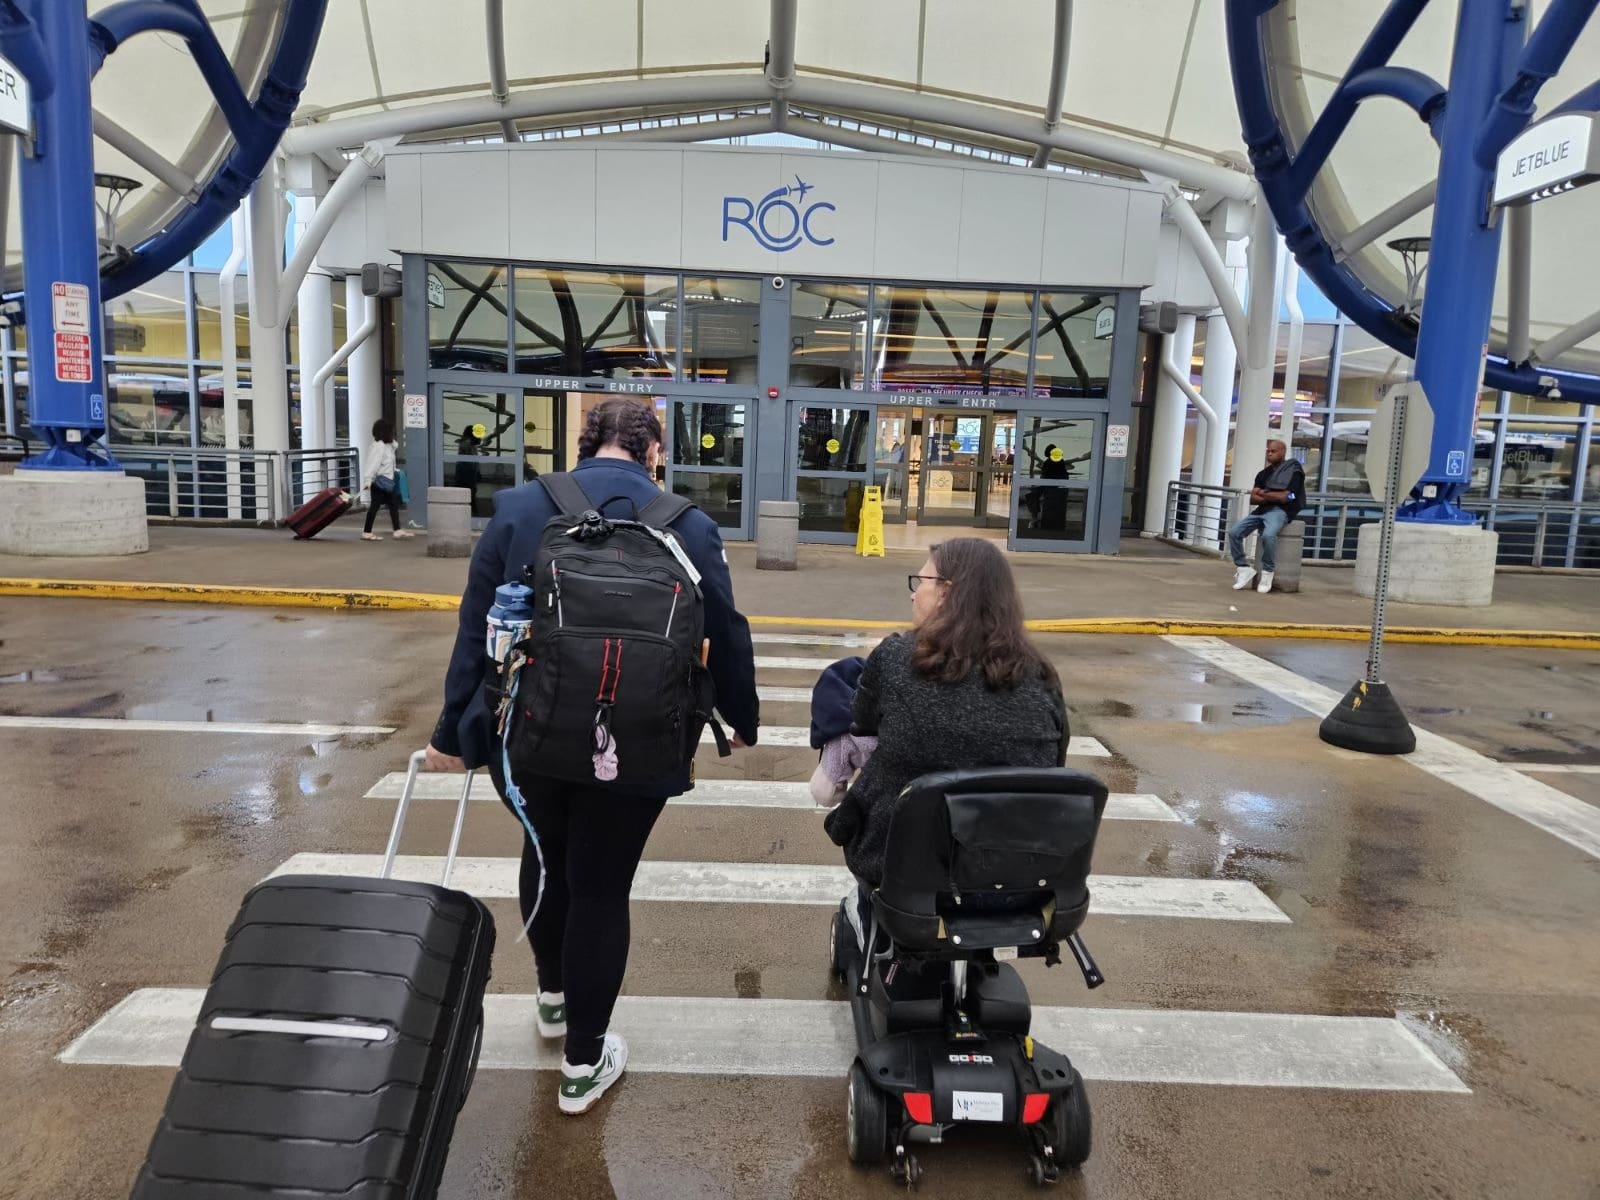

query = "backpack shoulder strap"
[538,472,592,519]
[638,490,695,530]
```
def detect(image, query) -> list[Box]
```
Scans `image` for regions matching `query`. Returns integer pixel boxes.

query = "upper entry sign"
[0,55,29,135]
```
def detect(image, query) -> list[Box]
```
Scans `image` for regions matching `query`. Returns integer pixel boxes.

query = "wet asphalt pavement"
[1,598,1598,1199]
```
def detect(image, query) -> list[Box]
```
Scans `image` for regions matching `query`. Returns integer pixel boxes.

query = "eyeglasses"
[907,574,946,594]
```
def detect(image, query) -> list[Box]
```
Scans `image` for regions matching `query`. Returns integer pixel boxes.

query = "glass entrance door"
[667,397,751,537]
[917,411,985,524]
[437,385,519,521]
[437,386,565,524]
[872,407,913,523]
[981,414,1017,528]
[1012,413,1100,551]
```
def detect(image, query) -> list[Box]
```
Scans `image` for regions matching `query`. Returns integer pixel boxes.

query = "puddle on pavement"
[734,967,763,999]
[1073,697,1276,723]
[1396,1009,1501,1083]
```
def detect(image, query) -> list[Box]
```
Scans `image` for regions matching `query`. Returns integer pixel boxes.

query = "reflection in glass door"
[1012,413,1099,551]
[437,386,520,520]
[669,398,750,536]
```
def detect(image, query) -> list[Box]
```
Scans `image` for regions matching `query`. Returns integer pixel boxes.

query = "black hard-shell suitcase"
[286,485,352,539]
[130,754,494,1199]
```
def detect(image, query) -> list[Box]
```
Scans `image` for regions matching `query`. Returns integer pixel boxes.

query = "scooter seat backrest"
[875,768,1107,953]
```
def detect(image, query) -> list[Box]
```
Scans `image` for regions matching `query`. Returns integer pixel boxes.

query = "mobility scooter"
[828,767,1108,1186]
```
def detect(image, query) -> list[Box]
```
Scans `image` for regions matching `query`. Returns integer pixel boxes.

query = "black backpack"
[505,473,728,790]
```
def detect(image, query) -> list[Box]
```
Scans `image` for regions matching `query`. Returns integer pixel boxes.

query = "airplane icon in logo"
[789,175,813,202]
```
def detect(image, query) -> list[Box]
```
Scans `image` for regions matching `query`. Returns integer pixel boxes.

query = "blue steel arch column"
[1228,0,1600,519]
[0,0,324,467]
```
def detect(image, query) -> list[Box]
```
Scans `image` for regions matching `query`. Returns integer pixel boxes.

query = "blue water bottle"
[486,582,534,665]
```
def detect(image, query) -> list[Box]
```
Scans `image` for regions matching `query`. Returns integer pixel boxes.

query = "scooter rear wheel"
[846,1061,889,1165]
[829,910,848,981]
[1050,1070,1092,1167]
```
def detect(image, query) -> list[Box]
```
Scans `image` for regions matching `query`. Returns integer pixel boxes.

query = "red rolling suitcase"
[286,486,352,539]
[129,754,494,1199]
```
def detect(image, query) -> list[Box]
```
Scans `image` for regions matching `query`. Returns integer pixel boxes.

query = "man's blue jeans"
[1228,508,1290,570]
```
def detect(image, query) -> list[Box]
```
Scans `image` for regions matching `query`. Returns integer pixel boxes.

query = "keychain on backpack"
[593,710,619,782]
[592,639,624,781]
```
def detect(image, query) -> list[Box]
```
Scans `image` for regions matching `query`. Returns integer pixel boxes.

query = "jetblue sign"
[722,175,835,252]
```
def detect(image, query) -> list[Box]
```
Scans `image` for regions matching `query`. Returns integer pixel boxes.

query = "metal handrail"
[105,445,359,526]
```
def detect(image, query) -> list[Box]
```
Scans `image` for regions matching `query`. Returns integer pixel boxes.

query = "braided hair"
[577,398,663,464]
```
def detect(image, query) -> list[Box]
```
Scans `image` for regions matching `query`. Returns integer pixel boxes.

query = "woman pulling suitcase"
[426,399,761,1114]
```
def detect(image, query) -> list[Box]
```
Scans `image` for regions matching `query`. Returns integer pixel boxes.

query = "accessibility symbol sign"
[89,394,105,421]
[1445,450,1466,478]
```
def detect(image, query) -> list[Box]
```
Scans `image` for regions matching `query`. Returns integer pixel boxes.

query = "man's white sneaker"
[1232,566,1255,590]
[1256,571,1275,594]
[558,1033,628,1115]
[536,991,566,1039]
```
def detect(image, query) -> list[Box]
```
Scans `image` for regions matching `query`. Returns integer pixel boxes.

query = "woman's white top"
[364,440,397,487]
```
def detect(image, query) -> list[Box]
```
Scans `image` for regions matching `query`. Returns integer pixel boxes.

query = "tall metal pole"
[10,0,115,469]
[1366,390,1407,684]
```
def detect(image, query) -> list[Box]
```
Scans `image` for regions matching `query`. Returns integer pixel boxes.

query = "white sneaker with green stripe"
[536,991,566,1039]
[558,1033,629,1115]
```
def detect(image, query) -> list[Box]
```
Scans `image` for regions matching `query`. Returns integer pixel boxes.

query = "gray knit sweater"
[823,634,1069,885]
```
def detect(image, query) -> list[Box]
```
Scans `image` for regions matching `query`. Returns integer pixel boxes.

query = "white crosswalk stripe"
[755,655,850,671]
[361,774,1178,821]
[751,632,887,649]
[267,854,1290,921]
[757,685,814,703]
[58,988,1468,1094]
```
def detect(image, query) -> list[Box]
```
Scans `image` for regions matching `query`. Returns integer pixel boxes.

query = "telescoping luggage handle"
[381,749,473,889]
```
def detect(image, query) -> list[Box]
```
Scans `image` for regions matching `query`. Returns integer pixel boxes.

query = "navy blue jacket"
[431,457,761,792]
[809,656,867,750]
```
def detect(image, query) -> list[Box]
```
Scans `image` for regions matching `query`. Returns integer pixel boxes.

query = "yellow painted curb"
[4,577,1599,650]
[0,577,458,613]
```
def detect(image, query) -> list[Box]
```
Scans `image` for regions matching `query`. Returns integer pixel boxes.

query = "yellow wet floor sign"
[855,485,885,557]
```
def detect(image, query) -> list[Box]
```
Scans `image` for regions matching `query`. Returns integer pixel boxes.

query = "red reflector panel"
[1021,1093,1050,1124]
[903,1092,934,1125]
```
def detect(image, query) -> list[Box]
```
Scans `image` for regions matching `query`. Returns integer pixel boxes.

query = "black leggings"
[364,483,401,532]
[491,765,666,1065]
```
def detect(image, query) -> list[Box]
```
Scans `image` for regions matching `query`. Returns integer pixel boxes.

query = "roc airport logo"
[722,175,836,252]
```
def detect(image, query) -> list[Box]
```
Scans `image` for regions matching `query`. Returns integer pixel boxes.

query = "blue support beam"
[9,0,117,469]
[96,0,326,300]
[0,0,325,465]
[1474,0,1600,168]
[1403,0,1526,522]
[1227,0,1600,475]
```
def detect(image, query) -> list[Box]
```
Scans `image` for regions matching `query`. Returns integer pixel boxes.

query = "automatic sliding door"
[917,411,983,525]
[872,407,913,523]
[437,386,520,522]
[669,397,750,537]
[1012,413,1099,551]
[794,404,874,542]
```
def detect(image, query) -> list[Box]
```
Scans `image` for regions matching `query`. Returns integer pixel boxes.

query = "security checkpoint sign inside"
[1366,382,1435,504]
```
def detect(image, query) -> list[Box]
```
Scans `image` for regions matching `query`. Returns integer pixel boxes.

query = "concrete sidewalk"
[1,520,1596,636]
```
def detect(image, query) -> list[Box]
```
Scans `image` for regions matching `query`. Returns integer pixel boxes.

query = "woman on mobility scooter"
[819,537,1108,1186]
